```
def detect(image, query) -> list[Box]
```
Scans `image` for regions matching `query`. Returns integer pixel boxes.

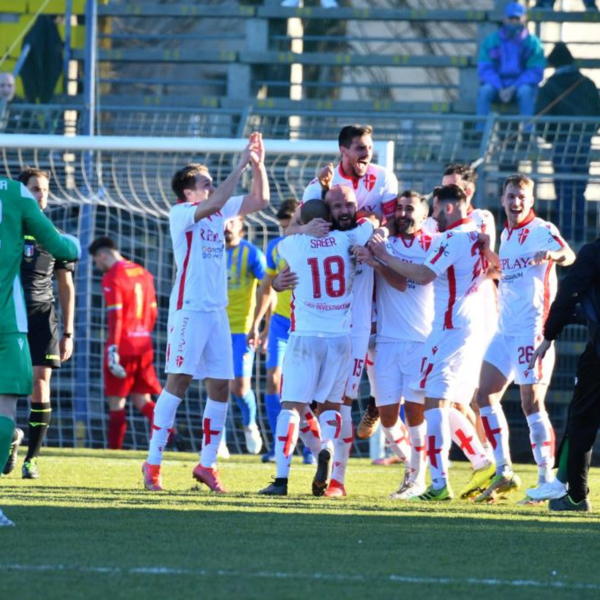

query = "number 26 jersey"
[277,221,373,337]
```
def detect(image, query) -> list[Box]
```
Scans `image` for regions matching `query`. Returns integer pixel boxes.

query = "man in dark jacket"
[535,42,600,241]
[529,234,600,511]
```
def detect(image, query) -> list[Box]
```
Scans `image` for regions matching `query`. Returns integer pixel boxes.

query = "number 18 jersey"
[277,221,373,337]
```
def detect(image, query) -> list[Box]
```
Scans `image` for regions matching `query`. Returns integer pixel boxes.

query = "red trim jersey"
[277,221,374,336]
[302,163,398,220]
[168,196,243,313]
[376,229,436,343]
[102,260,157,356]
[423,219,487,331]
[497,211,566,336]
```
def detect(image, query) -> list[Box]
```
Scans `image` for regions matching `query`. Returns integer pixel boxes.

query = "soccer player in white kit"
[142,133,269,493]
[368,185,494,501]
[355,190,434,499]
[258,197,374,496]
[301,125,399,491]
[475,174,575,503]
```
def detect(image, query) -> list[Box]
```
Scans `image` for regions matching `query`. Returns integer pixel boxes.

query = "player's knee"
[266,369,280,395]
[230,377,250,397]
[404,401,424,426]
[379,405,399,428]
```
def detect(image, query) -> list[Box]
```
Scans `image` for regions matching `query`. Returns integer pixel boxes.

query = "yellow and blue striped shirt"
[227,239,267,334]
[266,236,292,321]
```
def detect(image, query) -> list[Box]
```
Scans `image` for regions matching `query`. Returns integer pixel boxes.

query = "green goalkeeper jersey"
[0,177,80,334]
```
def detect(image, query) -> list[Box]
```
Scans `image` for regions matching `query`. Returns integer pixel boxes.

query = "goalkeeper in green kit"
[0,176,80,527]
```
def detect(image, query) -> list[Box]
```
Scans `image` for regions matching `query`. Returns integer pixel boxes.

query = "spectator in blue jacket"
[476,3,545,127]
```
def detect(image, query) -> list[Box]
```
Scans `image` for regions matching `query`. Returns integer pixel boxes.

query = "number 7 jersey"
[277,221,374,336]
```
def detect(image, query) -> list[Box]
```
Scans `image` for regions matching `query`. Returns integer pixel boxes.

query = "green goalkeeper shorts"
[0,333,33,396]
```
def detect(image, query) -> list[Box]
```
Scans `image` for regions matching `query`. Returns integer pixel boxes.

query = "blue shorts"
[266,313,290,370]
[231,333,256,379]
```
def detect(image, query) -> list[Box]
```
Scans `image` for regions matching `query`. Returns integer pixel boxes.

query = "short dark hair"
[276,198,300,220]
[338,124,373,149]
[17,167,50,186]
[300,200,330,224]
[89,236,118,256]
[435,184,467,205]
[443,163,478,185]
[502,173,534,193]
[171,163,210,202]
[398,189,429,208]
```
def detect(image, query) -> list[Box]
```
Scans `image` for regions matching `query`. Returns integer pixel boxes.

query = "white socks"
[298,406,322,457]
[448,407,491,470]
[318,410,341,454]
[275,409,300,479]
[199,399,228,469]
[527,411,555,484]
[424,407,451,489]
[480,404,512,477]
[147,390,181,466]
[331,404,353,485]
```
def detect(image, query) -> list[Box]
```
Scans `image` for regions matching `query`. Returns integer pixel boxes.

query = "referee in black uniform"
[3,168,75,479]
[530,234,600,512]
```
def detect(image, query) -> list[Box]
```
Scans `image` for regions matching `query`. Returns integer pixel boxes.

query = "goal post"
[0,133,394,457]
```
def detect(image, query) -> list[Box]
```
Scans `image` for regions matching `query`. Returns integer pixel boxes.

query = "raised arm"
[240,132,270,216]
[193,135,257,222]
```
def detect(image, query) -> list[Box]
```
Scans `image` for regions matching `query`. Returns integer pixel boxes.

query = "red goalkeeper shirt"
[102,260,158,356]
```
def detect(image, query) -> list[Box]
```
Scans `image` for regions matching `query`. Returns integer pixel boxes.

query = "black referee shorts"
[27,304,61,369]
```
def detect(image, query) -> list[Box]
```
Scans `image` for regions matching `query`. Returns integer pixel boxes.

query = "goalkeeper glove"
[107,345,126,379]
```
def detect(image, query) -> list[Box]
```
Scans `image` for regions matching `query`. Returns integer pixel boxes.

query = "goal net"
[0,133,394,458]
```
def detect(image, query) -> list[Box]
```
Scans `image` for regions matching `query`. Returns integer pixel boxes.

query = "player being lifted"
[0,176,80,526]
[300,124,398,490]
[89,237,161,450]
[367,185,495,501]
[259,191,374,496]
[475,174,575,503]
[142,133,269,493]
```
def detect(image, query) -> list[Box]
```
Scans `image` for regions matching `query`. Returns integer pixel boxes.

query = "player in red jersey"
[89,237,161,449]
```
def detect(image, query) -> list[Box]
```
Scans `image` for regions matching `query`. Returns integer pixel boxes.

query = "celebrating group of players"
[139,125,575,506]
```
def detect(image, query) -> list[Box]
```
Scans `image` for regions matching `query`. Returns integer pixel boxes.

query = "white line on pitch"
[1,564,598,591]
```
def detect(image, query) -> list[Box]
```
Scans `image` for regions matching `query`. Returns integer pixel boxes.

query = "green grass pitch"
[1,449,600,600]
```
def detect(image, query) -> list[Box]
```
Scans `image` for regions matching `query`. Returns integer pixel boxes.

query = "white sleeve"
[221,195,244,221]
[542,221,567,252]
[169,204,196,239]
[381,170,399,202]
[351,220,375,247]
[276,236,292,262]
[480,210,496,251]
[302,178,323,202]
[423,233,457,276]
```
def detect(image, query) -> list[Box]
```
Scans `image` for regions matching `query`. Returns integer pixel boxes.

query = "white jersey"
[303,163,398,219]
[168,195,243,313]
[277,221,374,336]
[376,229,436,343]
[424,219,487,331]
[424,207,495,248]
[497,212,566,336]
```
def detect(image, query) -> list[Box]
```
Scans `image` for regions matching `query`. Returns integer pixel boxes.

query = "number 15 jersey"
[277,221,374,337]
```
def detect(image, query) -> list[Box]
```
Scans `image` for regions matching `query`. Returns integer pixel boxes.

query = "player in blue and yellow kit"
[225,216,267,454]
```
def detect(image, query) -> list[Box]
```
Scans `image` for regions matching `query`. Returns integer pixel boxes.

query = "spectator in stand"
[0,73,16,104]
[535,42,600,241]
[535,1,597,11]
[476,3,545,127]
[89,237,161,450]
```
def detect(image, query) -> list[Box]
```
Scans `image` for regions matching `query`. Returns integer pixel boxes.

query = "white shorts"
[452,330,491,404]
[375,341,425,407]
[410,328,475,403]
[483,331,555,386]
[165,309,233,380]
[344,332,371,400]
[281,334,351,404]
